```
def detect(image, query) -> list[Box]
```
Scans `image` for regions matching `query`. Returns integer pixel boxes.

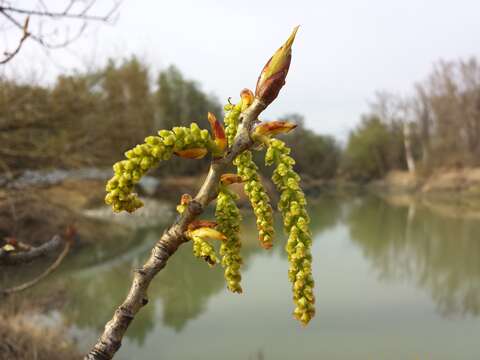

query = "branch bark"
[85,98,267,360]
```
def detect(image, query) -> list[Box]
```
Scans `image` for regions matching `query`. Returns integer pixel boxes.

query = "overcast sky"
[3,0,480,140]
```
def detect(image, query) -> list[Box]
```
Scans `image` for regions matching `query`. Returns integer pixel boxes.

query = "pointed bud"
[220,173,244,185]
[181,194,192,206]
[64,225,77,241]
[254,121,297,138]
[207,112,227,153]
[174,147,208,159]
[240,88,254,111]
[176,193,192,214]
[188,220,218,231]
[255,26,299,106]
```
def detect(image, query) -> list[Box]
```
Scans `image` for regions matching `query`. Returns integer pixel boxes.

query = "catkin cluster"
[105,123,212,212]
[234,151,275,249]
[216,187,243,293]
[266,138,315,325]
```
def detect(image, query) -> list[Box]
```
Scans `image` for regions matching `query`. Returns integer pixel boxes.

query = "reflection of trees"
[151,196,342,330]
[59,225,263,341]
[62,259,157,346]
[49,197,342,342]
[307,195,342,235]
[54,228,163,345]
[347,195,480,317]
[152,246,227,331]
[251,195,343,259]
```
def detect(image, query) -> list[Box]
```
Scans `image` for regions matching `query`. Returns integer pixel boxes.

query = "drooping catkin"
[216,187,243,293]
[191,236,219,267]
[266,138,315,325]
[224,96,275,250]
[234,151,275,249]
[105,123,213,213]
[223,102,242,146]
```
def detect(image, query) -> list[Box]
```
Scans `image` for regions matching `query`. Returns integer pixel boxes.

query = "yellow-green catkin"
[192,236,219,267]
[266,138,315,325]
[234,151,275,249]
[216,187,243,293]
[105,123,213,213]
[223,102,242,146]
[225,99,275,249]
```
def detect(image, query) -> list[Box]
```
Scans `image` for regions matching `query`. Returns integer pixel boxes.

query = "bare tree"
[370,91,416,173]
[398,98,416,174]
[413,83,432,167]
[0,0,121,64]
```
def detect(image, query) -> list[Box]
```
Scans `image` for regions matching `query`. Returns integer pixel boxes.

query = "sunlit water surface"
[27,195,480,359]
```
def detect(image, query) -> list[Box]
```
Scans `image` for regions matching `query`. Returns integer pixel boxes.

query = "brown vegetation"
[0,294,81,360]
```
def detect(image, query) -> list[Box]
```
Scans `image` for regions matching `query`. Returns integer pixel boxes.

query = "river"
[9,193,480,360]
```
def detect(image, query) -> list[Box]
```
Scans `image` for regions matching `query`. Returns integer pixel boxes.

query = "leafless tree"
[0,0,121,64]
[413,83,432,167]
[370,91,416,173]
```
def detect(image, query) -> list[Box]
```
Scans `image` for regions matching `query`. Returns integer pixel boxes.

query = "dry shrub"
[0,293,81,360]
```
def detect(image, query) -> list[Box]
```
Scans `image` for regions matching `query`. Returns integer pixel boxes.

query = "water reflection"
[21,194,480,358]
[59,227,268,344]
[43,197,343,343]
[346,195,480,317]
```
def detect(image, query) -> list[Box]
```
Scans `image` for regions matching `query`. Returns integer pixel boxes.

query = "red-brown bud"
[4,236,18,247]
[220,173,243,185]
[188,220,218,231]
[174,147,208,159]
[208,112,227,153]
[177,193,193,214]
[255,26,299,106]
[253,120,297,138]
[180,194,192,206]
[240,88,254,111]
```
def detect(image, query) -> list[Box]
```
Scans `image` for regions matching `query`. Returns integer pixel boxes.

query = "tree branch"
[0,1,121,22]
[0,235,63,266]
[0,15,29,64]
[0,0,121,62]
[85,98,267,360]
[0,236,72,295]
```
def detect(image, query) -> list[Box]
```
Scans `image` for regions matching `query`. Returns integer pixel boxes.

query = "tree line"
[0,57,340,180]
[341,57,480,181]
[4,56,476,183]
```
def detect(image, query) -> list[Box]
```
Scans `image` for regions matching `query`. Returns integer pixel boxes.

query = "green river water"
[13,194,480,359]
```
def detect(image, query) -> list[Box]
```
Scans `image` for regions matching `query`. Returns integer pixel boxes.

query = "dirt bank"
[371,168,480,197]
[0,179,121,247]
